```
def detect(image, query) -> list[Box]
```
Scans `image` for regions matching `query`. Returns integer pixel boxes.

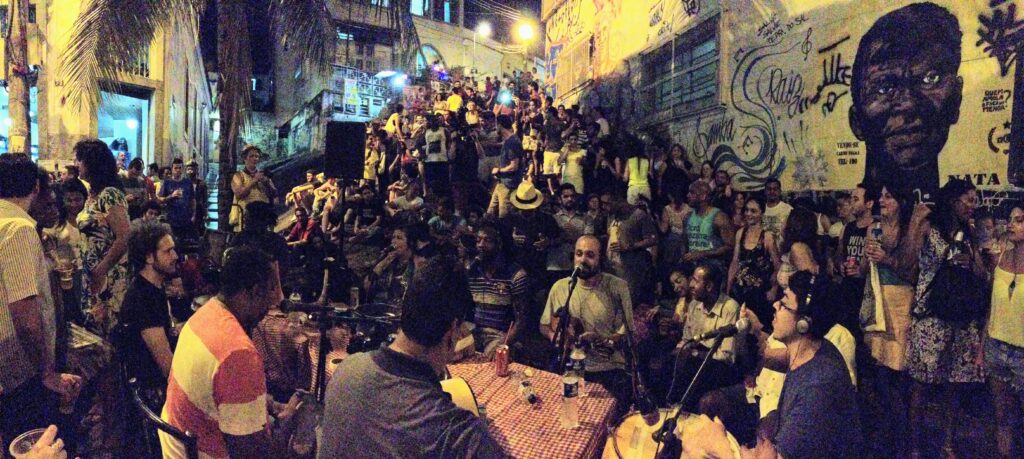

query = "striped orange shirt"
[160,298,268,458]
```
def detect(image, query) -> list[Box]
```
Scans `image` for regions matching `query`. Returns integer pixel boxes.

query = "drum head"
[603,407,686,459]
[356,302,400,320]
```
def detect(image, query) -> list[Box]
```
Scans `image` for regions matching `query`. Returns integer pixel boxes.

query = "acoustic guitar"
[440,377,480,416]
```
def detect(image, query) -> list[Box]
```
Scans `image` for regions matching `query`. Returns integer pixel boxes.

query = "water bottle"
[948,230,965,260]
[569,342,587,397]
[559,370,580,429]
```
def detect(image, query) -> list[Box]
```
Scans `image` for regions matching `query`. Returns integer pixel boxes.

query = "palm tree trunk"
[216,0,252,230]
[6,0,30,155]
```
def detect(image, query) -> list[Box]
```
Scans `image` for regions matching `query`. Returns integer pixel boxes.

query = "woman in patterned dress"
[903,178,987,458]
[74,139,131,335]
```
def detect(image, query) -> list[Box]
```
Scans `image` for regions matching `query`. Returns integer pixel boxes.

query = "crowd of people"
[0,67,1021,459]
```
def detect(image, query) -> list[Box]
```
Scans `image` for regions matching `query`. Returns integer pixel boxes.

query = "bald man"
[540,235,633,410]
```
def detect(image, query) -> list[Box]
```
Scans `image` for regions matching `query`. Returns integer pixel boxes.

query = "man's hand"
[679,415,736,459]
[608,241,622,253]
[42,372,82,401]
[88,270,107,296]
[910,202,931,225]
[682,251,702,263]
[533,237,550,251]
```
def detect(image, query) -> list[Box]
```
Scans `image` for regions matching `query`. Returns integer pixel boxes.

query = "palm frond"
[269,0,336,81]
[59,0,207,110]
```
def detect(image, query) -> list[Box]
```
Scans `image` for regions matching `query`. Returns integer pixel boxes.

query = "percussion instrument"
[602,407,689,459]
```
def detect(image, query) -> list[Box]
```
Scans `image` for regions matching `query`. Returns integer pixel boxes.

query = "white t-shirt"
[762,201,793,238]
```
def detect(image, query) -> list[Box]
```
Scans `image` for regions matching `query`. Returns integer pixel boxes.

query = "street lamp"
[473,21,492,73]
[515,21,536,43]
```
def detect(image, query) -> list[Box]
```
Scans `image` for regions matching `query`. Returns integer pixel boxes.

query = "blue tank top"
[686,208,722,252]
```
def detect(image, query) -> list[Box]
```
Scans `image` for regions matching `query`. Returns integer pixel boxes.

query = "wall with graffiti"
[545,0,1021,202]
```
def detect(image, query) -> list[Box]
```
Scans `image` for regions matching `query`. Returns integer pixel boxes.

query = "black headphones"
[796,275,814,335]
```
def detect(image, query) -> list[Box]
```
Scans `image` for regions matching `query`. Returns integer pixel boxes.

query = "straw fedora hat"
[510,181,544,210]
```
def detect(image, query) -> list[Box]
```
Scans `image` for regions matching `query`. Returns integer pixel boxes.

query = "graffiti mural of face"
[849,3,963,198]
[851,41,963,170]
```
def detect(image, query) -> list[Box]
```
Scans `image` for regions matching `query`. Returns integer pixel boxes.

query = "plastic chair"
[128,377,199,459]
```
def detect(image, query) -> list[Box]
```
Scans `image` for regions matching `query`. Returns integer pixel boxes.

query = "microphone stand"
[652,334,727,459]
[551,272,580,371]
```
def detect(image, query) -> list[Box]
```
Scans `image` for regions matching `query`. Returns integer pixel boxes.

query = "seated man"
[667,263,742,409]
[467,223,529,357]
[682,271,862,458]
[540,235,633,409]
[319,257,504,458]
[120,222,177,401]
[285,206,322,250]
[160,247,299,458]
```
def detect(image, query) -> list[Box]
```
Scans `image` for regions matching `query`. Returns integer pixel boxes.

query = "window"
[642,18,719,114]
[337,30,353,41]
[371,0,390,6]
[411,0,426,16]
[251,78,257,91]
[443,0,451,23]
[27,4,35,24]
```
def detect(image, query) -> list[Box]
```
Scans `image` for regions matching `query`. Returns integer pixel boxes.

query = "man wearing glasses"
[684,271,861,458]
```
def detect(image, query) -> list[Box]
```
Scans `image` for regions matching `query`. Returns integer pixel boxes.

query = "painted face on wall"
[850,3,963,198]
[851,40,962,170]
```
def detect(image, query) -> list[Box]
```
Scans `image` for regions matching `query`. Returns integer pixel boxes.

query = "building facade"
[0,0,212,173]
[542,0,1021,199]
[275,0,534,129]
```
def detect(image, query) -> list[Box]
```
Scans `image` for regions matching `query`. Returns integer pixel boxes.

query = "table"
[253,312,348,393]
[449,361,618,459]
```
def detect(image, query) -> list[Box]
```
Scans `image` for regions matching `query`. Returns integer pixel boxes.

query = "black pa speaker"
[324,121,366,180]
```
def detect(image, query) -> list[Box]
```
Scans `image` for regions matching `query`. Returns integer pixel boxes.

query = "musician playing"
[319,257,504,458]
[668,263,742,408]
[540,234,633,410]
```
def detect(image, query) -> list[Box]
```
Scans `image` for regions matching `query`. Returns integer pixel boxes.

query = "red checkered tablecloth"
[449,361,618,459]
[254,312,349,393]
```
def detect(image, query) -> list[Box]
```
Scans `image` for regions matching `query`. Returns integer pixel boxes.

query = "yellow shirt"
[990,266,1024,347]
[384,113,401,135]
[447,94,463,113]
[364,148,380,181]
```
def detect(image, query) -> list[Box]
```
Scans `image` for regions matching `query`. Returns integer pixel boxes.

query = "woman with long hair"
[777,206,823,290]
[727,195,781,324]
[859,180,916,458]
[904,178,987,458]
[985,203,1024,458]
[621,136,652,206]
[75,139,130,334]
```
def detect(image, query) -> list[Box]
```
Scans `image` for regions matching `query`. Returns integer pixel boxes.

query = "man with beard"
[161,247,297,458]
[548,183,591,286]
[119,222,178,395]
[850,2,963,203]
[467,223,529,357]
[540,235,633,408]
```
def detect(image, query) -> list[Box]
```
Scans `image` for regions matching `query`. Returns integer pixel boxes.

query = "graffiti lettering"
[546,0,585,44]
[989,121,1012,154]
[983,89,1012,112]
[693,117,736,159]
[684,0,700,17]
[756,14,808,45]
[949,173,1002,187]
[977,0,1023,77]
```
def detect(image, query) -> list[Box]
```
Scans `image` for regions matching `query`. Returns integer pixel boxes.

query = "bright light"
[125,119,139,130]
[498,90,512,105]
[375,70,398,79]
[391,74,409,88]
[475,21,492,38]
[515,21,536,42]
[3,118,10,127]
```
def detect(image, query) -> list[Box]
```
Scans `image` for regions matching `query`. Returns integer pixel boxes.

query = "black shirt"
[120,275,171,389]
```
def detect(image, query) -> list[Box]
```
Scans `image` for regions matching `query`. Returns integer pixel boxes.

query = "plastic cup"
[8,428,46,458]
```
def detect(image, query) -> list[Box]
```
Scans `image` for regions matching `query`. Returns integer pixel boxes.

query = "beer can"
[494,344,510,377]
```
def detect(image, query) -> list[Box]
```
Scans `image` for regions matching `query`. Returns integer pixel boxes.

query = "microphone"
[569,265,582,281]
[374,246,395,264]
[636,389,661,426]
[689,318,750,342]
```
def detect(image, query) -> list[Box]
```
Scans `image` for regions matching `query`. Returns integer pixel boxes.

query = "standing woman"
[622,138,652,206]
[904,178,987,458]
[75,139,130,334]
[726,195,781,324]
[984,204,1024,459]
